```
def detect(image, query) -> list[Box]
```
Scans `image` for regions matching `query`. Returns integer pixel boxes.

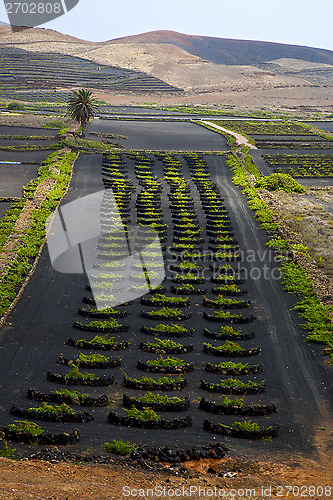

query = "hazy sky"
[1,0,333,50]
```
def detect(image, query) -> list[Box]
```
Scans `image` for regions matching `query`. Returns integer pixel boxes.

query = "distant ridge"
[109,30,333,66]
[0,21,9,26]
[1,25,333,97]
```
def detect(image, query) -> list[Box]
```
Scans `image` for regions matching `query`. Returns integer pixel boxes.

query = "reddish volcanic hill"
[108,30,333,66]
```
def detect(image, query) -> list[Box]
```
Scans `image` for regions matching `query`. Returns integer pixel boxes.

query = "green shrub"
[52,389,89,398]
[255,173,305,193]
[135,393,183,404]
[215,284,242,293]
[205,296,245,306]
[64,137,117,152]
[0,441,16,459]
[84,319,121,329]
[204,341,243,352]
[8,420,44,435]
[207,378,263,389]
[104,439,138,456]
[146,356,187,367]
[210,311,241,320]
[174,283,196,292]
[146,338,182,349]
[214,361,250,370]
[151,324,188,333]
[76,353,109,364]
[125,375,184,386]
[7,102,24,111]
[125,407,161,421]
[83,335,117,345]
[220,326,244,335]
[145,307,184,318]
[266,237,289,251]
[281,262,313,297]
[148,294,188,305]
[221,396,244,407]
[65,365,97,380]
[31,403,76,415]
[43,120,67,129]
[232,420,260,432]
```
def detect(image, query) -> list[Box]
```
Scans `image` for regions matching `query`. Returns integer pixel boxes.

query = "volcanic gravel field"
[87,120,228,151]
[0,120,332,461]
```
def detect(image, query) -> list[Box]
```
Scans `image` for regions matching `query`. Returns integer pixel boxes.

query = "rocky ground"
[259,187,333,295]
[0,114,77,133]
[0,447,332,500]
[94,86,333,117]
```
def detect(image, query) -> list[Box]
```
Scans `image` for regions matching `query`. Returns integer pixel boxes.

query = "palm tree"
[67,89,99,137]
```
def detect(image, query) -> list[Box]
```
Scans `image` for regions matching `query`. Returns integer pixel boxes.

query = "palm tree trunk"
[81,118,87,138]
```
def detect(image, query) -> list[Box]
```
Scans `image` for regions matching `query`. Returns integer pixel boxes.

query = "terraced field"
[209,120,319,136]
[0,125,59,199]
[0,117,331,460]
[210,119,333,151]
[211,118,333,181]
[0,48,181,104]
[263,153,333,177]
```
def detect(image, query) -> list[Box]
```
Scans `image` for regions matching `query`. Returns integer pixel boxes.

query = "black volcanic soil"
[87,120,228,151]
[0,163,40,197]
[0,120,332,477]
[0,125,58,137]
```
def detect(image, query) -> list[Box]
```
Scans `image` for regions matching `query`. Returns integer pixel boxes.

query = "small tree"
[7,102,24,111]
[67,89,99,137]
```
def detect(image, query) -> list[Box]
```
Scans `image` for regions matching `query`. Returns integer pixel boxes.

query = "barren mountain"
[0,25,88,43]
[0,25,97,54]
[1,26,333,109]
[109,30,333,66]
[0,26,317,93]
[272,58,333,70]
[77,42,309,92]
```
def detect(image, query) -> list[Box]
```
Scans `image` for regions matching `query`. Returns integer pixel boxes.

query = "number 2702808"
[5,3,62,14]
[276,485,331,497]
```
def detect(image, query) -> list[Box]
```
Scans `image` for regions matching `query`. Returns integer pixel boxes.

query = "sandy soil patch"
[202,121,257,149]
[0,114,69,129]
[0,450,332,500]
[262,187,333,278]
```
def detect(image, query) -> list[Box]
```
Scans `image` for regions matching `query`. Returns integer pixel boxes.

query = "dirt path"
[201,121,257,149]
[210,155,333,441]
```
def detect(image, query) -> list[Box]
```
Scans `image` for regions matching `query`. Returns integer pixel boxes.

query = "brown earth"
[0,447,332,500]
[93,85,333,116]
[107,30,333,66]
[0,113,71,129]
[75,43,308,93]
[2,26,333,113]
[261,187,333,278]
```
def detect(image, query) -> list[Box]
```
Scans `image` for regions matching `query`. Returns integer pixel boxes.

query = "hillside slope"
[79,42,311,91]
[0,25,97,55]
[0,27,313,92]
[109,30,333,66]
[1,26,333,107]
